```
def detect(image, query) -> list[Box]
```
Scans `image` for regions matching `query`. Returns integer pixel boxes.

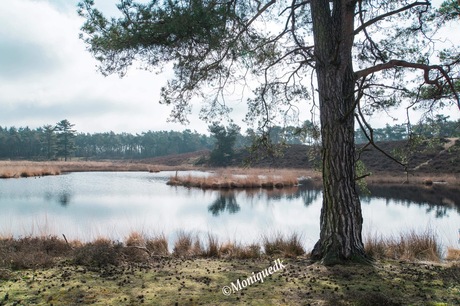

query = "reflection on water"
[363,184,460,218]
[207,184,322,216]
[208,192,240,216]
[0,172,458,251]
[58,192,72,207]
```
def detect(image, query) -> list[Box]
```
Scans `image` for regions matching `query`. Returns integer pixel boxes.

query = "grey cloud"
[0,38,61,80]
[47,0,77,12]
[0,96,129,125]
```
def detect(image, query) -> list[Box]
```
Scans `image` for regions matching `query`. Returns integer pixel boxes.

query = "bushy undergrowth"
[0,236,71,270]
[0,229,453,272]
[73,238,122,268]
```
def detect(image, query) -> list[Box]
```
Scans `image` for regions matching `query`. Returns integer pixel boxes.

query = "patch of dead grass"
[0,160,186,178]
[446,247,460,261]
[365,229,441,262]
[263,232,305,258]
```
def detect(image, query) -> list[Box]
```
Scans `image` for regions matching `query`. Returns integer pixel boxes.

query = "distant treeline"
[76,130,214,159]
[0,115,458,160]
[354,115,459,144]
[0,123,215,160]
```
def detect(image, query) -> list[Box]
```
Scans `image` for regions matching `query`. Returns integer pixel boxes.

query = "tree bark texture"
[310,0,367,264]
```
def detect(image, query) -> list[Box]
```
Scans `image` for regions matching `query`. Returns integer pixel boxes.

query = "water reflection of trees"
[362,185,460,218]
[58,192,71,207]
[45,191,72,207]
[208,191,240,216]
[206,182,459,218]
[207,182,322,216]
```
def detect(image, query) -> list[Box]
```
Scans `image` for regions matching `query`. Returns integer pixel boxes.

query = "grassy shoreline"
[0,160,175,178]
[0,232,459,305]
[1,160,458,188]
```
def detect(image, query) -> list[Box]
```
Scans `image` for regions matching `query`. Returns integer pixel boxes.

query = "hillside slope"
[143,138,460,174]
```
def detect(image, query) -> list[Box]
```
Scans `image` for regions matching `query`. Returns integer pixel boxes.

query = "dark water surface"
[0,171,459,251]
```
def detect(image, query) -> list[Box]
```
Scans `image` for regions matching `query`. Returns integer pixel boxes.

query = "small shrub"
[73,238,121,268]
[0,236,69,270]
[123,232,149,263]
[42,235,72,256]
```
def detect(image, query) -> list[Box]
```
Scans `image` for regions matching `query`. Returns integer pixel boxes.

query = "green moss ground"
[1,257,458,305]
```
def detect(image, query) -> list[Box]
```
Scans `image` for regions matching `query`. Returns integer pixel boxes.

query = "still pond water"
[0,171,459,251]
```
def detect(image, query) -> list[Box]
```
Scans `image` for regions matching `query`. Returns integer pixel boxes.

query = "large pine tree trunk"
[310,1,367,264]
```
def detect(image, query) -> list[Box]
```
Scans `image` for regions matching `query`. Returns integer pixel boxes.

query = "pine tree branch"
[354,59,460,109]
[354,1,431,35]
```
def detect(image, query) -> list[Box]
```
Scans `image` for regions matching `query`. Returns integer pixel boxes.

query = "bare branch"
[355,101,408,171]
[354,1,431,35]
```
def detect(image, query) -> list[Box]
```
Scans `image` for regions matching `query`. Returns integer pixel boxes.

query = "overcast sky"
[0,0,458,135]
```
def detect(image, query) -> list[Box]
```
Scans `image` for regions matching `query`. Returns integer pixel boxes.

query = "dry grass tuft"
[125,231,145,247]
[0,160,184,179]
[224,243,262,259]
[446,248,460,261]
[0,162,61,178]
[263,232,305,257]
[365,229,441,262]
[145,234,169,256]
[173,231,195,257]
[205,234,221,258]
